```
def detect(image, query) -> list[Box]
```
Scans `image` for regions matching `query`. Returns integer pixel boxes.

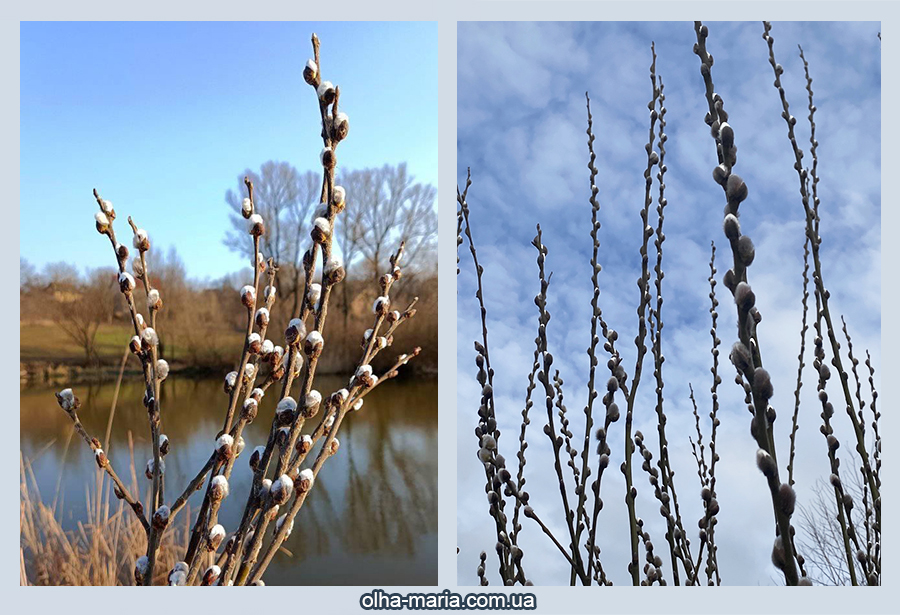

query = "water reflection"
[20,374,438,585]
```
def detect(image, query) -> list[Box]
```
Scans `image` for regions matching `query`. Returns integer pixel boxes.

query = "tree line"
[21,161,436,375]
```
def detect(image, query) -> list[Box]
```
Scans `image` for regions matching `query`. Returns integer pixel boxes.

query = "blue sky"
[21,21,437,280]
[457,21,880,586]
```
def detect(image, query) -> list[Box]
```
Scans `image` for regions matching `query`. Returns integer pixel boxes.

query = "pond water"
[20,374,438,586]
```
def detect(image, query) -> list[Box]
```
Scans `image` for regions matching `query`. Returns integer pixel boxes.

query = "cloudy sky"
[21,21,437,279]
[457,21,880,586]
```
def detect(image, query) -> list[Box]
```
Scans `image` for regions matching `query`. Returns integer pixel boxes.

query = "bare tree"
[796,461,875,586]
[52,267,117,365]
[224,161,319,318]
[337,163,437,279]
[42,261,81,287]
[224,161,436,330]
[20,257,37,290]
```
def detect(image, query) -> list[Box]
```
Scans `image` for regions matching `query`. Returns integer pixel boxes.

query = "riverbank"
[21,320,437,385]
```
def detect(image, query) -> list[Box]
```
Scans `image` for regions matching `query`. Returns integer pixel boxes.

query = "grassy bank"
[21,321,245,367]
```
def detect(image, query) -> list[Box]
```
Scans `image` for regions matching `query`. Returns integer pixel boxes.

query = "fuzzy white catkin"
[211,475,229,497]
[333,185,346,205]
[306,59,317,74]
[147,288,161,310]
[57,388,76,411]
[277,397,297,416]
[299,468,315,489]
[156,359,169,381]
[324,255,343,276]
[272,475,294,498]
[292,349,304,376]
[132,256,144,277]
[241,285,256,301]
[94,211,109,226]
[216,434,234,450]
[288,317,305,336]
[276,513,294,537]
[132,229,148,250]
[100,199,114,214]
[141,327,159,347]
[306,330,324,347]
[305,390,322,407]
[209,524,226,542]
[276,425,290,443]
[119,272,136,290]
[307,283,322,305]
[146,458,166,476]
[244,363,255,379]
[242,197,253,216]
[314,217,331,237]
[248,214,264,229]
[373,296,390,314]
[225,371,238,388]
[317,81,334,99]
[135,555,149,575]
[261,339,274,355]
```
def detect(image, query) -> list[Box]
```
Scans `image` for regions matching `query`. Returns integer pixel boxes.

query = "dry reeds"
[20,449,190,586]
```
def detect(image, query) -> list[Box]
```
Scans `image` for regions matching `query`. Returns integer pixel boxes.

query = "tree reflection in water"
[20,374,437,585]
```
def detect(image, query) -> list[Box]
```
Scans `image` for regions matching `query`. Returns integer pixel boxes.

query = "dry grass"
[20,447,190,586]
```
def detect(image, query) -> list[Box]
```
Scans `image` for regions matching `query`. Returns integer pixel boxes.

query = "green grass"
[20,321,244,368]
[20,322,132,365]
